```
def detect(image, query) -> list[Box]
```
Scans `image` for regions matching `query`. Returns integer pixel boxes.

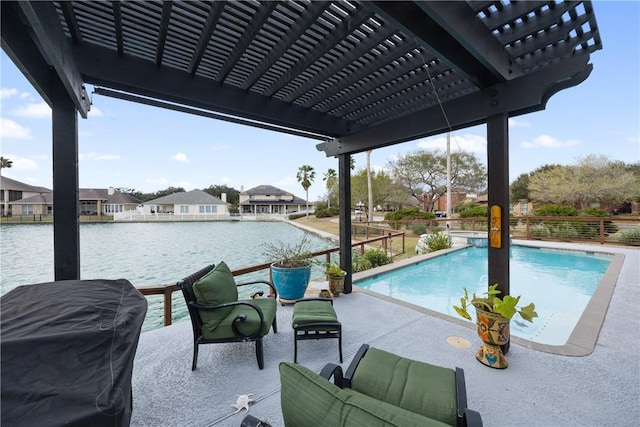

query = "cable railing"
[136,232,405,327]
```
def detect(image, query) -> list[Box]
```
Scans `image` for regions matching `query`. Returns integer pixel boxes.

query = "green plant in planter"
[262,235,314,268]
[453,284,538,322]
[325,262,346,277]
[454,284,537,369]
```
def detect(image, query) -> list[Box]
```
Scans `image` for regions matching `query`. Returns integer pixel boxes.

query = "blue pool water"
[355,245,613,345]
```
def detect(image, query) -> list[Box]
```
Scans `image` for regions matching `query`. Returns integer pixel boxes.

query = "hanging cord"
[415,39,467,152]
[415,39,453,134]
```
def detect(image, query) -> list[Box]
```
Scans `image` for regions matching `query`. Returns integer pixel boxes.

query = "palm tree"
[323,168,337,208]
[0,156,13,176]
[296,165,315,218]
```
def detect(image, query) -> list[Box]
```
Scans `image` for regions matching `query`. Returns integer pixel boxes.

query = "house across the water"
[239,185,311,215]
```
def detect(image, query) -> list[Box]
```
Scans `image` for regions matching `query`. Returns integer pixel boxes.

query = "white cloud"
[172,181,193,190]
[146,177,169,187]
[508,118,530,128]
[172,152,189,163]
[220,176,231,183]
[0,88,19,99]
[520,134,581,149]
[80,152,120,161]
[13,102,51,118]
[417,133,486,153]
[0,118,32,139]
[0,154,38,171]
[88,106,103,117]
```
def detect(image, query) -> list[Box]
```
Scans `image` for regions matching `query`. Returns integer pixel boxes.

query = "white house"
[143,189,230,216]
[239,185,310,215]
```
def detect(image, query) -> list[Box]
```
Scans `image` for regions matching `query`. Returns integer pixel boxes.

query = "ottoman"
[292,298,342,363]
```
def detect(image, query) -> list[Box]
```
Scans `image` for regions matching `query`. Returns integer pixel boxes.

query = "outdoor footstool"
[292,298,342,363]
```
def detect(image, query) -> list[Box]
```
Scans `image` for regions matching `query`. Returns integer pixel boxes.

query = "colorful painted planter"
[474,306,510,369]
[327,274,345,296]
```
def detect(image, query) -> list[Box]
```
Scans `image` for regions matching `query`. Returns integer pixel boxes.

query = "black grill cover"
[1,279,148,427]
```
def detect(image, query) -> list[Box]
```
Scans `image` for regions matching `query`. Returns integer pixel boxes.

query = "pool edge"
[351,246,625,357]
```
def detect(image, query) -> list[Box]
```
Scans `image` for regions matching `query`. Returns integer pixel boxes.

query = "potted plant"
[453,284,537,369]
[262,236,314,304]
[325,262,347,296]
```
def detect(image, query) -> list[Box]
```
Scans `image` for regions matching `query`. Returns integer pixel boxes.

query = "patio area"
[131,243,639,426]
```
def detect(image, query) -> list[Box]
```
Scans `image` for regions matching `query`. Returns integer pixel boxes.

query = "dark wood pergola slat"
[1,0,602,302]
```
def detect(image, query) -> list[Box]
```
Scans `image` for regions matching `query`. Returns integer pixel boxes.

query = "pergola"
[2,1,601,297]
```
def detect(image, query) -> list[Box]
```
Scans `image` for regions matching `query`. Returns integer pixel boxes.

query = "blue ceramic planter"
[270,263,312,303]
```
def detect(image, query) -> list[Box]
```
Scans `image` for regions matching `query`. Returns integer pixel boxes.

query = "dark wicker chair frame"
[177,264,278,370]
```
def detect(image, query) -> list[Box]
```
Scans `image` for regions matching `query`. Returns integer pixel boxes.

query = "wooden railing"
[135,232,405,327]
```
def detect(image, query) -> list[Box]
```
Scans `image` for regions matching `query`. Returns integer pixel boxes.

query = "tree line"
[4,151,636,214]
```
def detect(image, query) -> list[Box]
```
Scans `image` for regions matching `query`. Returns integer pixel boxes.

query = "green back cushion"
[192,262,238,330]
[279,362,448,427]
[200,298,276,340]
[351,347,458,426]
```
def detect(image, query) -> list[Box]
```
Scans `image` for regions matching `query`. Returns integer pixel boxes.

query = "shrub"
[529,225,549,237]
[363,249,393,268]
[351,252,371,273]
[314,206,339,218]
[578,207,618,235]
[384,208,434,221]
[619,227,640,245]
[534,204,577,216]
[579,207,609,217]
[458,205,487,218]
[352,249,393,272]
[409,222,427,235]
[288,213,306,220]
[549,223,580,239]
[417,232,452,254]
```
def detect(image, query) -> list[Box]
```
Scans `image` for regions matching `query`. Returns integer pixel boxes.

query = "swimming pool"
[355,245,613,346]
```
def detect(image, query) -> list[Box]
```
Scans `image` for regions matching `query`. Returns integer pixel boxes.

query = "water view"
[0,221,337,330]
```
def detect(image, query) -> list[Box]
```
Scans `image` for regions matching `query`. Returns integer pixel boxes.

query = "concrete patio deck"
[130,242,639,427]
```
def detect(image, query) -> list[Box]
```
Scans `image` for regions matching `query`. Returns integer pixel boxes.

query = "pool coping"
[349,242,626,357]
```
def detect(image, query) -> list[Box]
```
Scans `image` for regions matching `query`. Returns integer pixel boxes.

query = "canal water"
[0,221,337,330]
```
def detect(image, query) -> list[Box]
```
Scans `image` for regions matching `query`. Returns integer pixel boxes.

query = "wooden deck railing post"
[164,288,172,326]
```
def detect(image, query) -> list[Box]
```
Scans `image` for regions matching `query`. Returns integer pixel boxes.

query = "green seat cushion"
[292,300,339,331]
[279,362,448,427]
[350,347,458,426]
[201,298,276,340]
[192,261,238,331]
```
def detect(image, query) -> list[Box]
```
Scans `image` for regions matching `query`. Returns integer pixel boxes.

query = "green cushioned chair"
[244,344,482,427]
[177,262,278,370]
[343,344,482,427]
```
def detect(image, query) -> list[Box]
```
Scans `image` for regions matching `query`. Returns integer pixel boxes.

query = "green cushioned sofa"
[177,262,278,370]
[270,344,482,427]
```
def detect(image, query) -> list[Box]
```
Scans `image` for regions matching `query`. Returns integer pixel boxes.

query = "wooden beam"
[16,1,90,117]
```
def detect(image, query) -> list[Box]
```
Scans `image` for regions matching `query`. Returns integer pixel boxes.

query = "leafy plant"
[458,205,487,218]
[533,204,577,217]
[351,249,392,272]
[410,222,427,235]
[384,208,434,221]
[262,235,314,268]
[325,262,346,277]
[453,284,538,323]
[416,232,452,254]
[362,249,392,268]
[619,226,640,245]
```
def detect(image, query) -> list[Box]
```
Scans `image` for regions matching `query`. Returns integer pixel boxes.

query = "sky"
[1,1,638,203]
